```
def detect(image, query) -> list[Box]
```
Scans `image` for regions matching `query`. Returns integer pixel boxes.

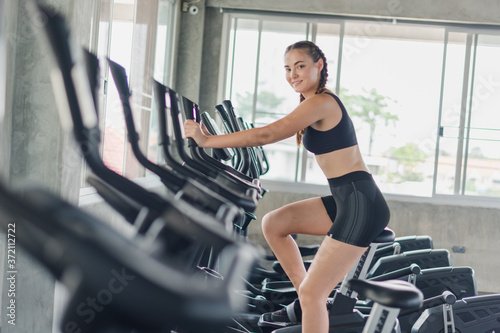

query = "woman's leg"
[298,237,368,333]
[261,197,333,290]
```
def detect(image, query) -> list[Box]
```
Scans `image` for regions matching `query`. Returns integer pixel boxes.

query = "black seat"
[347,279,423,310]
[369,234,434,270]
[368,248,452,278]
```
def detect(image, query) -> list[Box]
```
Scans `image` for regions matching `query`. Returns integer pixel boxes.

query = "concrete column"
[199,6,223,113]
[0,0,89,332]
[175,0,206,102]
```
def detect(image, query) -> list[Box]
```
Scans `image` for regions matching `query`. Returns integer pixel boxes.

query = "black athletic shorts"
[320,171,390,247]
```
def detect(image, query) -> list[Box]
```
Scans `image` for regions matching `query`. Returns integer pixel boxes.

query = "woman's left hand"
[184,120,208,147]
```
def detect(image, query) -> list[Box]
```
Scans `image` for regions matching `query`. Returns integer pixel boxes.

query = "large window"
[340,22,444,196]
[221,12,500,200]
[82,0,176,187]
[435,32,500,197]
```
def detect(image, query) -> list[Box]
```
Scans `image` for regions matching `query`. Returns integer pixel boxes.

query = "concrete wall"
[0,0,97,331]
[174,0,206,102]
[249,186,500,293]
[206,0,500,25]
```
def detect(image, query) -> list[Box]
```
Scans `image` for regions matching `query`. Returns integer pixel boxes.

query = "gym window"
[81,0,176,188]
[220,11,500,199]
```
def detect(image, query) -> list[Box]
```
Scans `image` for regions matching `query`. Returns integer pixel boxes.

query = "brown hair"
[285,41,329,146]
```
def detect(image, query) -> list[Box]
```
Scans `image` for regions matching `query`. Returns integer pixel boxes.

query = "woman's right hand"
[184,120,208,147]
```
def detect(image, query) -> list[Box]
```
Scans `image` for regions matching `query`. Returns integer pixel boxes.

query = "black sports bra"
[302,92,358,155]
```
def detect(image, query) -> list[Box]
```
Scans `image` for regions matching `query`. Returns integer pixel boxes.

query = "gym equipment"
[367,248,451,278]
[256,248,452,311]
[271,279,423,333]
[106,58,257,231]
[164,86,263,197]
[412,294,500,333]
[29,0,250,273]
[257,228,396,332]
[270,235,434,279]
[0,179,257,333]
[152,79,260,213]
[182,96,262,181]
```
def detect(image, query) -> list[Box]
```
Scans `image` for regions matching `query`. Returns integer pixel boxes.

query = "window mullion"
[299,147,309,182]
[300,22,316,182]
[217,13,232,103]
[432,30,449,196]
[227,17,237,101]
[122,0,139,176]
[454,33,473,195]
[294,146,301,182]
[335,21,344,95]
[461,33,479,195]
[99,0,114,158]
[251,19,263,124]
[309,22,317,42]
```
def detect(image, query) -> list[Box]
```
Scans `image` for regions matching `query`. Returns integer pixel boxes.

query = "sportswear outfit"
[302,92,390,247]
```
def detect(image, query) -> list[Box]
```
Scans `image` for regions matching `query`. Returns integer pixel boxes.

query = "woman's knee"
[261,209,288,239]
[261,210,277,237]
[298,279,329,308]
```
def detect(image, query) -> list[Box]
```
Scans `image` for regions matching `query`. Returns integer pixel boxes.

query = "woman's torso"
[303,91,369,178]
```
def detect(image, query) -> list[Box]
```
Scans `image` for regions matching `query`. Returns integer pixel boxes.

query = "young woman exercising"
[184,40,390,333]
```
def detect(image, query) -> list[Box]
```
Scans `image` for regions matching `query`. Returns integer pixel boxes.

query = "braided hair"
[285,41,329,146]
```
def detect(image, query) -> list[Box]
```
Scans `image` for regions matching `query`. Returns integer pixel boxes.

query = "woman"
[184,40,390,333]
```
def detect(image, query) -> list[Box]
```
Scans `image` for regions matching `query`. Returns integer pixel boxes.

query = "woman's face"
[284,49,323,98]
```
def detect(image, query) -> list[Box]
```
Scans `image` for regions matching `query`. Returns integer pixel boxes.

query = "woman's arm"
[200,123,212,136]
[184,93,338,148]
[184,122,268,148]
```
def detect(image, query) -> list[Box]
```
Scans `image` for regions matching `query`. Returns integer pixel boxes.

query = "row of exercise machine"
[0,2,499,333]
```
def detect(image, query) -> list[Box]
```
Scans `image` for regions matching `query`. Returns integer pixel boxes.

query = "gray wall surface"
[249,188,500,293]
[206,0,500,25]
[0,0,96,331]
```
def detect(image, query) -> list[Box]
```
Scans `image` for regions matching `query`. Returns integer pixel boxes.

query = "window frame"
[219,10,500,206]
[79,0,178,199]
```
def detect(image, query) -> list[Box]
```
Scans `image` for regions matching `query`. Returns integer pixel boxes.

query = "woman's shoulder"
[299,91,342,127]
[306,90,341,109]
[321,90,340,100]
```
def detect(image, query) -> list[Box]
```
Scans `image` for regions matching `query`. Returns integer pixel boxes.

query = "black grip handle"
[188,138,197,147]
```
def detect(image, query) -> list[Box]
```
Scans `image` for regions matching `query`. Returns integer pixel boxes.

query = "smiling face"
[284,49,324,99]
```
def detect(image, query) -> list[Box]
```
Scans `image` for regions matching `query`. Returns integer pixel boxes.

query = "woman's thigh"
[299,236,368,299]
[263,197,334,237]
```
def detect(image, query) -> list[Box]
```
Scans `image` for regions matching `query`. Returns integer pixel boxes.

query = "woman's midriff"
[314,145,369,179]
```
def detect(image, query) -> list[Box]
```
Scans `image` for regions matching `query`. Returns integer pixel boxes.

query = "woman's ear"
[317,58,324,72]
